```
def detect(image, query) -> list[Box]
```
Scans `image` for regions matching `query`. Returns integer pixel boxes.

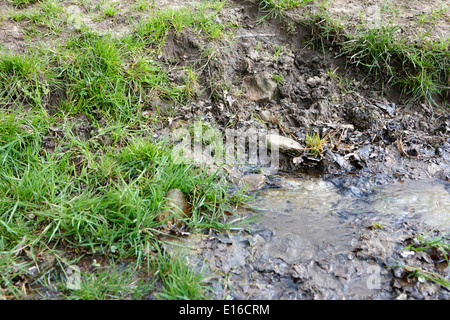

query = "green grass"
[404,266,450,289]
[66,266,154,300]
[8,0,39,8]
[2,0,447,300]
[56,32,188,121]
[0,2,234,122]
[155,249,214,300]
[0,1,249,299]
[7,0,64,32]
[0,108,249,299]
[399,229,450,289]
[134,1,231,52]
[340,25,449,106]
[32,258,156,300]
[404,229,449,264]
[301,8,449,107]
[305,130,329,157]
[0,51,58,108]
[0,112,241,254]
[134,0,154,12]
[257,0,312,23]
[102,3,118,18]
[52,29,207,122]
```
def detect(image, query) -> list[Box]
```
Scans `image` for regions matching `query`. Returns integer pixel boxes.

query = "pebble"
[244,72,278,102]
[259,110,273,123]
[266,134,303,154]
[157,189,190,225]
[238,174,266,192]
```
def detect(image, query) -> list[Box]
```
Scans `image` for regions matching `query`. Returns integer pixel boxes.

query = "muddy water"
[371,180,450,232]
[255,177,450,254]
[170,176,450,299]
[253,178,358,262]
[239,177,449,298]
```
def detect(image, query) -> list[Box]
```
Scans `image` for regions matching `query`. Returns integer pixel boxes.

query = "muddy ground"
[159,1,449,300]
[164,0,449,300]
[146,0,450,184]
[1,0,449,299]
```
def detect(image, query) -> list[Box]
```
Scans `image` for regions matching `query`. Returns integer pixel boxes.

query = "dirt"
[165,176,449,300]
[1,0,449,300]
[167,222,450,299]
[162,0,450,185]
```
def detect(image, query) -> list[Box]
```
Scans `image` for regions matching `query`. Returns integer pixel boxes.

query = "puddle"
[372,179,450,232]
[252,178,357,262]
[254,177,450,254]
[169,176,450,299]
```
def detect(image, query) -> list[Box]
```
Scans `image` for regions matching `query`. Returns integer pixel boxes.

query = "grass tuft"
[0,52,57,108]
[8,0,39,8]
[0,0,247,299]
[302,9,449,106]
[257,0,312,23]
[155,249,214,300]
[0,108,249,298]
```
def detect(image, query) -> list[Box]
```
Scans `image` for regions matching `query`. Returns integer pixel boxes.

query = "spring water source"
[170,176,450,299]
[257,177,449,232]
[253,177,450,262]
[232,176,450,298]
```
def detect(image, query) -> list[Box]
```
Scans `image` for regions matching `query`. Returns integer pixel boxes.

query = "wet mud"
[167,177,449,300]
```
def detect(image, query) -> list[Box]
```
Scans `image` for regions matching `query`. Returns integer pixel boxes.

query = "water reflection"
[253,177,450,261]
[373,179,450,231]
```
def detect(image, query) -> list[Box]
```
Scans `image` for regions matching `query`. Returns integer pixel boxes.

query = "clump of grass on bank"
[134,0,231,52]
[405,229,449,265]
[56,32,188,121]
[0,51,58,108]
[1,2,234,122]
[340,24,449,106]
[271,2,449,106]
[8,0,38,8]
[257,0,312,23]
[42,261,157,300]
[305,130,328,157]
[399,229,450,289]
[6,0,64,34]
[155,250,214,300]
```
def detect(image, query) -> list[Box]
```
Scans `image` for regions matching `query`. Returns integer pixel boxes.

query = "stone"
[306,76,322,88]
[259,110,273,123]
[345,102,382,131]
[265,134,303,154]
[238,174,266,192]
[157,189,190,226]
[244,72,278,102]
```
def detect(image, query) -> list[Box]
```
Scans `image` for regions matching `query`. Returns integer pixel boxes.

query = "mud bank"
[161,0,449,187]
[165,176,449,300]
